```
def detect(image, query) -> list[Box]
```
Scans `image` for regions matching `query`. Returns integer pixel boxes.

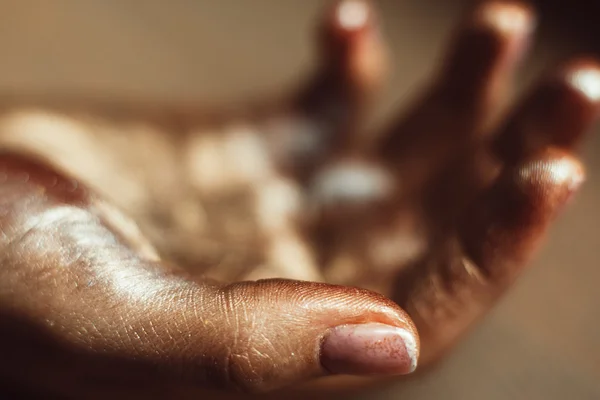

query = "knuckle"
[213,286,285,393]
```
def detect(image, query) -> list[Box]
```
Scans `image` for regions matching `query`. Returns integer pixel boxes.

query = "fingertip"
[226,279,420,386]
[462,147,585,279]
[326,0,376,36]
[474,1,535,64]
[473,1,536,37]
[493,58,600,163]
[318,0,387,93]
[311,283,421,377]
[562,59,600,103]
[334,0,373,32]
[435,1,535,105]
[492,147,585,226]
[513,147,585,211]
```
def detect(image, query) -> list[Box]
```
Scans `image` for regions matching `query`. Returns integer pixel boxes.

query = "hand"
[0,0,597,398]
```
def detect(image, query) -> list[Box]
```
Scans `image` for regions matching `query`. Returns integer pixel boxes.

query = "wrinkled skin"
[0,1,598,399]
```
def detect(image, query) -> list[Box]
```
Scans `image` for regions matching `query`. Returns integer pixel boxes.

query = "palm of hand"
[0,0,598,396]
[143,0,591,366]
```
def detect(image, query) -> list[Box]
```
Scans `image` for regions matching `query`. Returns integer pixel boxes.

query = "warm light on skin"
[265,233,320,281]
[368,227,427,272]
[519,155,585,193]
[0,110,149,207]
[254,177,302,234]
[186,125,274,195]
[93,199,162,262]
[222,125,272,185]
[0,0,598,389]
[336,0,369,31]
[568,67,600,102]
[479,2,532,34]
[311,161,395,205]
[549,157,585,190]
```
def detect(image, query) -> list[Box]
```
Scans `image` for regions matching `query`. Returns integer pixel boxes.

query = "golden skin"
[0,0,598,398]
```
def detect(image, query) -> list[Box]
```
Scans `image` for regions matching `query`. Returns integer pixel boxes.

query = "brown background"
[0,1,598,399]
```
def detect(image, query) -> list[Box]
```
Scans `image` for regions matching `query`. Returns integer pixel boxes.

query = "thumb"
[0,152,418,395]
[211,279,419,392]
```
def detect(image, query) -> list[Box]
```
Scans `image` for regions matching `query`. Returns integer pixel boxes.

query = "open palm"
[0,0,598,397]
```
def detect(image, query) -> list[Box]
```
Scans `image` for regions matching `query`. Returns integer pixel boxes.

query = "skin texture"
[0,0,598,398]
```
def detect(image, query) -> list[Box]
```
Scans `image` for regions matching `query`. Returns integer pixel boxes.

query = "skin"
[0,0,598,398]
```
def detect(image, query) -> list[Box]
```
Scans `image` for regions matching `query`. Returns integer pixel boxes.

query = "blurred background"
[0,1,598,399]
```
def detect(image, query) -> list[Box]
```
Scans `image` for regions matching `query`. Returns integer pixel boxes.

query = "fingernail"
[321,323,418,376]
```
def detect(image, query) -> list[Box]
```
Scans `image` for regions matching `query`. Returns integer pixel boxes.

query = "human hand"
[0,0,598,398]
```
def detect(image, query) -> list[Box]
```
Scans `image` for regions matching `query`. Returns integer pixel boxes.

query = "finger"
[270,0,387,176]
[493,60,600,164]
[0,153,419,395]
[378,1,533,180]
[392,147,583,366]
[462,148,584,283]
[315,0,387,105]
[422,59,600,230]
[433,0,534,110]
